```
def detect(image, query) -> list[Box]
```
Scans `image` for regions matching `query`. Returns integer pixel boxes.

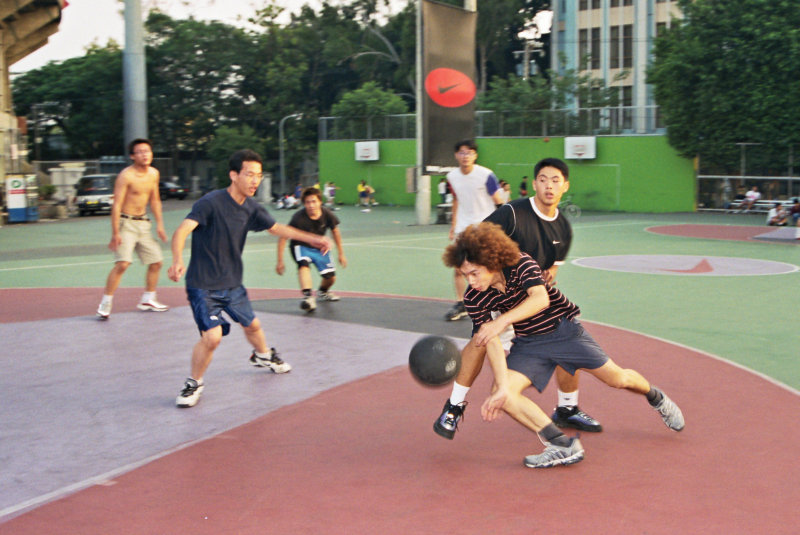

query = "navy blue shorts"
[291,244,335,275]
[186,286,256,336]
[506,319,609,393]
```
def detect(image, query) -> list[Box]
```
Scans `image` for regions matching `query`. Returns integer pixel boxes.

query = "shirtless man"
[96,138,169,319]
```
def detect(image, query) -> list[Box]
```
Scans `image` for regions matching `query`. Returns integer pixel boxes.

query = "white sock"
[141,291,155,303]
[449,381,470,405]
[101,294,113,305]
[255,350,272,359]
[558,389,579,408]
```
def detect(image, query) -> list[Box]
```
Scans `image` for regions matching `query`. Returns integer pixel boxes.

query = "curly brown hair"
[443,222,520,271]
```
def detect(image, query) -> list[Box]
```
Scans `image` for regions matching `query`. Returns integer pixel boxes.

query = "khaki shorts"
[114,217,163,265]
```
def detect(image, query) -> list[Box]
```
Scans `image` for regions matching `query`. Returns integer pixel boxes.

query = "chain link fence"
[319,106,663,141]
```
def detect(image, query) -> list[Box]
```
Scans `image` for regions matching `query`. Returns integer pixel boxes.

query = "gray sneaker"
[317,290,340,302]
[249,348,292,374]
[524,437,584,468]
[653,390,685,431]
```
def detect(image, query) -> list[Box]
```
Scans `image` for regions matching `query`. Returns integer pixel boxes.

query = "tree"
[145,13,252,174]
[331,81,409,139]
[332,81,408,117]
[648,0,800,173]
[12,43,124,158]
[207,125,265,189]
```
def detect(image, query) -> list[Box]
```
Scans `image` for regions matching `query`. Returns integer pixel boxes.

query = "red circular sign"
[424,68,476,108]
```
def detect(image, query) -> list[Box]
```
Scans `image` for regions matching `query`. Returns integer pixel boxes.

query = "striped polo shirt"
[464,253,580,337]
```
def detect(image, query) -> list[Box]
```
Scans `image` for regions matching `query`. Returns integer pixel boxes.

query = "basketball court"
[1,207,798,533]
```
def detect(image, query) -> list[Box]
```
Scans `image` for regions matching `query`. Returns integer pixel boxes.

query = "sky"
[11,0,408,74]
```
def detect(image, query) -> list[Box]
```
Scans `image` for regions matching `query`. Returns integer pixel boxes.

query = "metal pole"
[415,0,425,224]
[279,113,301,195]
[123,0,148,150]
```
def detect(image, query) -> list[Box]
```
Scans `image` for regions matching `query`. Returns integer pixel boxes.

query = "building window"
[621,85,633,130]
[610,0,620,6]
[622,24,633,68]
[579,29,589,66]
[579,0,588,10]
[624,0,633,5]
[592,0,601,8]
[610,26,620,68]
[591,27,601,69]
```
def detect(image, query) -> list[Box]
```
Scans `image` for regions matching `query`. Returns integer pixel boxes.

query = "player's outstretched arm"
[269,223,331,254]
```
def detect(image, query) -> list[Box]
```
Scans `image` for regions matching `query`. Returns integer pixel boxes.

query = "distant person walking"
[96,138,169,320]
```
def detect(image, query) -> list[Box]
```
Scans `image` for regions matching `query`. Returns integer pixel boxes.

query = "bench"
[436,203,452,224]
[724,199,793,214]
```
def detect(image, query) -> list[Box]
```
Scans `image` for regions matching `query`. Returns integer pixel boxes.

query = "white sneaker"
[176,378,204,408]
[249,349,292,374]
[96,301,111,320]
[300,296,317,311]
[317,290,340,302]
[137,299,169,312]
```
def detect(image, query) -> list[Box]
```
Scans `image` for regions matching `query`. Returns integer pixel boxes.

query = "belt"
[121,214,150,221]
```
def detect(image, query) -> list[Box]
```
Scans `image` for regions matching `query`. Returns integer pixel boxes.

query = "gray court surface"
[0,299,469,518]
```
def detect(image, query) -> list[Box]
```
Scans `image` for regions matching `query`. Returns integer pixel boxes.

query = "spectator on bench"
[740,186,761,212]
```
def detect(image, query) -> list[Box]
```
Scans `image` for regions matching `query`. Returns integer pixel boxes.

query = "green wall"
[319,136,696,212]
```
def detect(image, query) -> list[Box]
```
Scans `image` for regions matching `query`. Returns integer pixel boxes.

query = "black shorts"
[506,318,609,393]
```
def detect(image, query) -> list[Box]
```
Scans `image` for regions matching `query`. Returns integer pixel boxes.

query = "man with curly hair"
[438,222,684,468]
[435,158,603,441]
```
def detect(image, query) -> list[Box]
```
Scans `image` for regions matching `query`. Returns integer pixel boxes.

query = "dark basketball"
[409,335,461,386]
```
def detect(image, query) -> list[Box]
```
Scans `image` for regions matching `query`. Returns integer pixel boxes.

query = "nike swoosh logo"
[438,83,460,94]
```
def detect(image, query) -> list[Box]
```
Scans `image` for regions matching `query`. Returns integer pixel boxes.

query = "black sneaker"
[249,348,292,373]
[433,400,467,439]
[444,302,468,321]
[551,406,603,433]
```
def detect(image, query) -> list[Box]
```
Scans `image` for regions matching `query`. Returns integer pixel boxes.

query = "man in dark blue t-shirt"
[168,149,331,408]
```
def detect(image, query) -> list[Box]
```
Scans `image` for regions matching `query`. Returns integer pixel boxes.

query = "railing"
[696,175,800,210]
[319,106,664,141]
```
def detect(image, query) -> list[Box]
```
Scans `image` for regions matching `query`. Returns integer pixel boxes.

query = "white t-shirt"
[745,190,761,203]
[447,164,501,234]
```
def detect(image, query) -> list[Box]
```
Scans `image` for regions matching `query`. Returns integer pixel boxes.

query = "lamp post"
[279,113,302,195]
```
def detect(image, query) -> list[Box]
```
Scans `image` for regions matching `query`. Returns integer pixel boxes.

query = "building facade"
[550,0,681,133]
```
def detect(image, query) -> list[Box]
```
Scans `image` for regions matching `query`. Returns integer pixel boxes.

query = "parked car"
[159,181,188,200]
[74,174,114,216]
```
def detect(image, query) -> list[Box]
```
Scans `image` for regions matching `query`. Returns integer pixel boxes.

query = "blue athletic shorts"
[506,318,609,393]
[186,286,256,336]
[291,244,335,275]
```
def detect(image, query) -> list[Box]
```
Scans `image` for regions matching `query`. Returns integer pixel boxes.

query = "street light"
[279,113,303,195]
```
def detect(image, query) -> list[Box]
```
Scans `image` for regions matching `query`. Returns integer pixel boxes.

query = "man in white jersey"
[444,139,505,321]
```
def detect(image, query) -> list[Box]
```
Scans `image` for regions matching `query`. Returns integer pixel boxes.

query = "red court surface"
[1,289,798,534]
[647,223,799,243]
